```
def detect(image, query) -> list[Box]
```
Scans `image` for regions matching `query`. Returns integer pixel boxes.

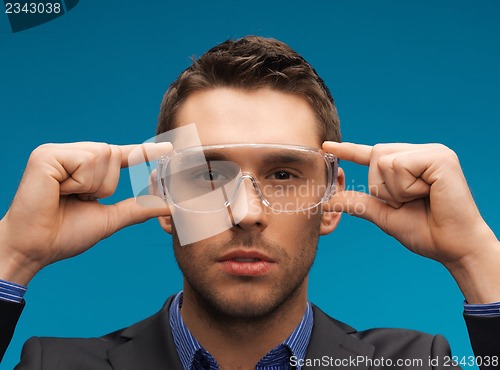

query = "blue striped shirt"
[169,291,313,370]
[0,279,27,303]
[463,301,500,316]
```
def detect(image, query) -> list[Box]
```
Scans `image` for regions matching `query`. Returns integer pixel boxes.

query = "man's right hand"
[0,142,172,286]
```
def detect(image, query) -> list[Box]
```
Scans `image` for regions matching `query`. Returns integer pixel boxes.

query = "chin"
[191,280,304,320]
[207,294,283,319]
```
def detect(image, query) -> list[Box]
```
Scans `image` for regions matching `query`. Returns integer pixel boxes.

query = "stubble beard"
[172,226,320,324]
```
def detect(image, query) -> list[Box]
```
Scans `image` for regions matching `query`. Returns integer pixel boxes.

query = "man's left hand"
[323,142,500,304]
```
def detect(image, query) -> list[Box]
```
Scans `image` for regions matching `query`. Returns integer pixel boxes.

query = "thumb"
[103,195,170,238]
[324,190,393,226]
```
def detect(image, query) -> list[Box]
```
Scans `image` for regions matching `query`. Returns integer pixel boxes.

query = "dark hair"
[156,36,341,142]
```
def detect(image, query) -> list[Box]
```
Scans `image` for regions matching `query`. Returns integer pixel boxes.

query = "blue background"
[1,0,499,368]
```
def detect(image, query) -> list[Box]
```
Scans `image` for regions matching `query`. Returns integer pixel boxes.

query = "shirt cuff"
[463,300,500,316]
[0,279,27,304]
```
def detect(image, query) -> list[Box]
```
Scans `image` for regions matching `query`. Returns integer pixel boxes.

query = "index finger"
[116,142,173,168]
[323,141,372,166]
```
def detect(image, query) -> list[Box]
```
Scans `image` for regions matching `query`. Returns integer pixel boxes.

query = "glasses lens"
[162,146,331,212]
[258,148,328,212]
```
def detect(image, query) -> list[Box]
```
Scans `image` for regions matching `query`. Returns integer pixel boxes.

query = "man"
[0,36,499,369]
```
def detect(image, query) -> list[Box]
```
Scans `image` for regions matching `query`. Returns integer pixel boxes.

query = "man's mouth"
[217,250,275,276]
[231,257,261,262]
[218,250,275,263]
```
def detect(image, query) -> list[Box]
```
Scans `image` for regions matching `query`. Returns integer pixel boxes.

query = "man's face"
[171,87,328,319]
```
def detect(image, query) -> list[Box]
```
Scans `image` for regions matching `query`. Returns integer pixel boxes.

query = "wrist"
[445,236,500,304]
[0,247,40,286]
[0,256,38,287]
[0,220,40,286]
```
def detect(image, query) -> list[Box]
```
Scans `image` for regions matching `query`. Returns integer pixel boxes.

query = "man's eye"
[203,171,223,181]
[273,171,293,180]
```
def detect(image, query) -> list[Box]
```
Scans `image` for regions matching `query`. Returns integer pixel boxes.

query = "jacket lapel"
[106,296,183,370]
[304,305,374,370]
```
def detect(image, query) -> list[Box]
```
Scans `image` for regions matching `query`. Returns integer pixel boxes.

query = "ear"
[319,167,345,236]
[158,215,173,234]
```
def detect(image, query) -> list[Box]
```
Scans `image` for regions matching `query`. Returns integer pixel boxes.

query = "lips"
[217,250,275,276]
[218,250,275,263]
[232,257,260,262]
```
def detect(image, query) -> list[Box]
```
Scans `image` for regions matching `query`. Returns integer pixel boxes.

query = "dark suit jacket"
[1,296,499,369]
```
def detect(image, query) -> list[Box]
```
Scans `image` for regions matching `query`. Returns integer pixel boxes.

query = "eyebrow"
[203,150,313,165]
[174,148,316,168]
[260,152,312,165]
[203,151,229,162]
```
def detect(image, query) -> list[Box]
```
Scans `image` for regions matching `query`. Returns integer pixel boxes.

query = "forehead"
[174,87,322,148]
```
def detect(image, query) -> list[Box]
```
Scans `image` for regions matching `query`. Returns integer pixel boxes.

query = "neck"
[180,281,308,369]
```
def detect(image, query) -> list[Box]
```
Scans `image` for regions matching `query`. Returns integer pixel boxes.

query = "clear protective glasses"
[156,143,338,213]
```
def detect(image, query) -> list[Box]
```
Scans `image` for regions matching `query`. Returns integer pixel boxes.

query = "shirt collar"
[169,291,314,370]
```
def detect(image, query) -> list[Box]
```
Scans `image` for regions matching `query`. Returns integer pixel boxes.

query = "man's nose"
[230,176,269,232]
